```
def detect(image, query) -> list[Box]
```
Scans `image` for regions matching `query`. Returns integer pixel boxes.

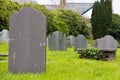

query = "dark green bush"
[77,48,102,60]
[108,14,120,39]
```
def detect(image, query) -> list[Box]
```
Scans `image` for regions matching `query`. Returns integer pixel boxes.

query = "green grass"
[0,43,120,80]
[0,43,8,54]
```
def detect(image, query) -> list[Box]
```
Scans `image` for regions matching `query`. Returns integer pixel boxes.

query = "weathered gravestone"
[66,35,75,47]
[91,39,99,48]
[9,7,46,73]
[0,29,9,42]
[48,31,67,51]
[74,35,88,51]
[93,35,118,61]
[69,35,75,46]
[66,37,70,47]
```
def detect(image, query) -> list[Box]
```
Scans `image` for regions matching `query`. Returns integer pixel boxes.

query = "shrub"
[77,48,102,60]
[108,14,120,39]
[50,9,89,37]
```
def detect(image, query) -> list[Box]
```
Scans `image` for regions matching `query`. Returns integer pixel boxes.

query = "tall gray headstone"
[9,7,46,73]
[0,29,9,42]
[48,31,67,51]
[97,35,118,51]
[74,35,88,51]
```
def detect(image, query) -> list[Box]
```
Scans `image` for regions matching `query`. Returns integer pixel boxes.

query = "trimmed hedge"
[77,48,102,60]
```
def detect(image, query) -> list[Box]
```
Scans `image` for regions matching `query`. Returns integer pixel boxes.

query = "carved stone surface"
[97,35,118,51]
[74,35,87,51]
[48,31,67,51]
[0,29,9,42]
[9,7,46,73]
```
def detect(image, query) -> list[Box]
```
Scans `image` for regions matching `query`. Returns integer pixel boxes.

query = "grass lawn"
[0,43,120,80]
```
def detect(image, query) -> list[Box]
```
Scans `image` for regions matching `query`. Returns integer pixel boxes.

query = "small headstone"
[48,31,67,51]
[66,37,70,47]
[91,39,99,48]
[66,35,75,47]
[97,35,118,51]
[74,35,88,51]
[0,29,9,42]
[9,7,46,73]
[69,35,75,46]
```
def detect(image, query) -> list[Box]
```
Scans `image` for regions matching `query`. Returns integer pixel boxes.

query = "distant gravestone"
[74,35,87,51]
[66,35,75,47]
[66,37,70,47]
[48,35,54,50]
[48,31,67,51]
[97,35,118,51]
[91,39,99,48]
[69,35,75,46]
[0,29,9,42]
[9,7,46,73]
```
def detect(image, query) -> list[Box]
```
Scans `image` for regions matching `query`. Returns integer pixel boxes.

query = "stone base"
[102,51,116,61]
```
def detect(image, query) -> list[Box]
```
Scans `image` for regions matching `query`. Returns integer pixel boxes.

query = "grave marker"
[9,7,46,73]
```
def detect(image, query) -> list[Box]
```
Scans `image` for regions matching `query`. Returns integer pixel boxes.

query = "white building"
[12,0,37,4]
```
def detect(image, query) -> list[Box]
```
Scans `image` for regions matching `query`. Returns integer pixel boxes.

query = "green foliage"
[91,0,112,39]
[48,10,69,35]
[0,43,8,54]
[50,9,89,37]
[0,0,21,31]
[108,14,120,39]
[78,48,102,60]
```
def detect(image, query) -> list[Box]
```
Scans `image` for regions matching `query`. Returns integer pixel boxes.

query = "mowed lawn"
[0,43,120,80]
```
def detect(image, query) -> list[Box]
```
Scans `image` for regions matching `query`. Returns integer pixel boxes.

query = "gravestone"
[48,35,54,50]
[66,37,70,47]
[66,35,75,47]
[9,7,46,73]
[93,35,118,61]
[69,35,75,46]
[48,31,67,51]
[97,35,118,51]
[91,39,99,48]
[74,35,87,51]
[0,29,9,42]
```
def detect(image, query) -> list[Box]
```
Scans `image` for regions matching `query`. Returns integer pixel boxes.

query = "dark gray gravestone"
[97,35,118,51]
[74,35,87,51]
[9,7,46,73]
[48,31,67,51]
[0,29,9,42]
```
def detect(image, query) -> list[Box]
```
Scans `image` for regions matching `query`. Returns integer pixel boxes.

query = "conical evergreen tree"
[91,0,112,39]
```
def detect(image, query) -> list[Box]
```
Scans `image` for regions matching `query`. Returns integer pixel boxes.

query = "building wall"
[12,0,36,4]
[65,3,93,14]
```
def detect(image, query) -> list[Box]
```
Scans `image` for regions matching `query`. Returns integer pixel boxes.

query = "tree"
[91,0,112,39]
[108,14,120,39]
[0,0,21,31]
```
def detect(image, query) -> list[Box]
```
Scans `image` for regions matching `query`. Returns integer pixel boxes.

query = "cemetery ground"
[0,42,120,80]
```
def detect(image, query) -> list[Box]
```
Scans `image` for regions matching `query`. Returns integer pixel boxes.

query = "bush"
[50,9,89,37]
[0,0,21,31]
[77,48,102,60]
[108,14,120,39]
